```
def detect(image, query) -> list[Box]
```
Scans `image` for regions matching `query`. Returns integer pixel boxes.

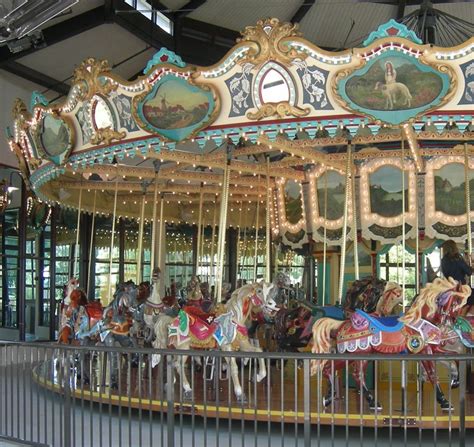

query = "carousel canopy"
[6,13,474,248]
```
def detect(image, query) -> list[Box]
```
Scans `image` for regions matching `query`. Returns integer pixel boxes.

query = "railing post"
[459,359,466,447]
[303,359,311,447]
[63,349,72,447]
[167,354,175,447]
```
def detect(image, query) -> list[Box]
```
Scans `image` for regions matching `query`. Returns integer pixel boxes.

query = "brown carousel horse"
[273,277,402,353]
[311,277,471,411]
[58,278,88,344]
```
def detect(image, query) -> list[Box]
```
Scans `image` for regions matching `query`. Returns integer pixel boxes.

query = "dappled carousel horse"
[152,281,280,401]
[273,277,402,352]
[77,281,139,387]
[311,277,471,411]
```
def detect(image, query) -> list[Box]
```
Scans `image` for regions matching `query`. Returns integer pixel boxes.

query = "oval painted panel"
[317,171,344,220]
[284,180,303,225]
[434,163,474,216]
[137,74,216,142]
[369,166,408,217]
[38,114,73,164]
[338,52,451,125]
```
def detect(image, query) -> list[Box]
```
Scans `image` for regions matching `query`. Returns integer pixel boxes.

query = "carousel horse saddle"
[182,306,217,340]
[354,310,404,333]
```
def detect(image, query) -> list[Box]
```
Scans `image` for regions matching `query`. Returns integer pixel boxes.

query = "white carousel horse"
[152,280,280,401]
[129,268,175,344]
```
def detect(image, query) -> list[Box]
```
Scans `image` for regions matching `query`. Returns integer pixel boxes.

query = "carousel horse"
[186,275,203,307]
[130,269,179,345]
[78,281,139,387]
[152,281,280,401]
[58,278,88,344]
[311,277,470,411]
[273,278,402,353]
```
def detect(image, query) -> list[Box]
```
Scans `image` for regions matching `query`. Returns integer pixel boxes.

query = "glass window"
[379,244,417,301]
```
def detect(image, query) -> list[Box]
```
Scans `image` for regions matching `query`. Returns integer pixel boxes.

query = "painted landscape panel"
[317,171,345,220]
[345,56,443,111]
[434,163,474,215]
[142,78,210,130]
[40,115,71,156]
[369,166,408,217]
[284,180,303,224]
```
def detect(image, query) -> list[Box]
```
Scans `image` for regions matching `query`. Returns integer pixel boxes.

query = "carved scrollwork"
[12,99,31,131]
[90,127,126,146]
[246,101,310,120]
[237,18,307,66]
[73,58,117,101]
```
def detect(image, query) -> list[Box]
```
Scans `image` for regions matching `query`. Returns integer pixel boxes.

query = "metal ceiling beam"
[174,0,208,19]
[1,61,70,95]
[0,6,108,65]
[291,0,316,23]
[113,1,235,68]
[397,0,407,20]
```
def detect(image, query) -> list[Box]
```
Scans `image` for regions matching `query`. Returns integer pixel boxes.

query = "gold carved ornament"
[90,127,127,146]
[237,18,307,66]
[246,101,310,120]
[73,58,118,101]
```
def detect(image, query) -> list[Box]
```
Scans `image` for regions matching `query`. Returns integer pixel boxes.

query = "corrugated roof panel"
[188,0,302,32]
[17,24,149,82]
[299,2,397,49]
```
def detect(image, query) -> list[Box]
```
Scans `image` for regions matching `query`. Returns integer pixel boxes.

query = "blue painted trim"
[30,91,49,112]
[144,48,186,74]
[363,19,423,46]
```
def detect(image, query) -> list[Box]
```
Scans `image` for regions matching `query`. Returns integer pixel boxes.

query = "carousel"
[8,17,474,428]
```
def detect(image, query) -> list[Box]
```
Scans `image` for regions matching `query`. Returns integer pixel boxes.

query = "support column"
[191,225,198,273]
[158,220,166,297]
[329,251,339,306]
[79,213,91,291]
[306,237,315,302]
[49,206,57,340]
[226,228,238,289]
[17,179,27,341]
[118,218,125,283]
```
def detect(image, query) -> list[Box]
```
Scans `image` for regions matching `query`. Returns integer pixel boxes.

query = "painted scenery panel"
[142,78,211,130]
[434,163,474,215]
[284,180,303,225]
[317,171,345,220]
[369,166,408,217]
[39,115,71,157]
[345,56,443,111]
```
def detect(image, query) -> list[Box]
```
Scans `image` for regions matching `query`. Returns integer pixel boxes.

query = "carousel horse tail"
[310,318,343,375]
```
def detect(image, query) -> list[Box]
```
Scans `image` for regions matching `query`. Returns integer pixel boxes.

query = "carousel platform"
[32,356,474,430]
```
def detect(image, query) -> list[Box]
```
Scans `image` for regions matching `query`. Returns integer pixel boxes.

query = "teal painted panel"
[137,75,215,141]
[338,51,451,125]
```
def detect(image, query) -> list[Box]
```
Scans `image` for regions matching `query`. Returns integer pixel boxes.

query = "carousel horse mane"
[70,288,88,307]
[399,277,470,325]
[343,277,388,314]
